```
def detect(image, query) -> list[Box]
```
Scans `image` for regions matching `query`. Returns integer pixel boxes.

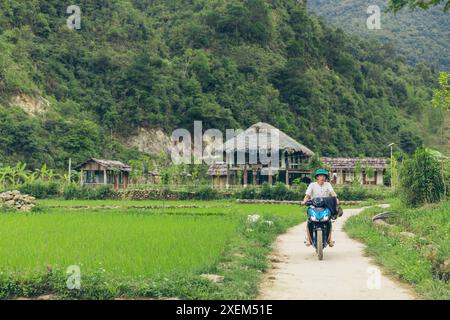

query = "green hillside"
[0,0,445,169]
[308,0,450,71]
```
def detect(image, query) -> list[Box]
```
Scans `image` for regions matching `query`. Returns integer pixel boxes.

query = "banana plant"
[13,162,30,186]
[35,163,48,181]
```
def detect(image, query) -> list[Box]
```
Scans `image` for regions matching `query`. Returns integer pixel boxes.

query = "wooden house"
[208,122,315,187]
[75,158,131,190]
[321,157,387,186]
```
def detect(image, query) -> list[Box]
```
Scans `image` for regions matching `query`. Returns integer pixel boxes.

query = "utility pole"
[388,143,395,189]
[68,158,72,184]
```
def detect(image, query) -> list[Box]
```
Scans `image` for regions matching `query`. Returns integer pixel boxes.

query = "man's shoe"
[328,240,335,247]
[304,240,312,247]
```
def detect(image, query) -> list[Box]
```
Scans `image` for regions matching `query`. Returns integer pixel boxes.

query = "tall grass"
[344,200,450,299]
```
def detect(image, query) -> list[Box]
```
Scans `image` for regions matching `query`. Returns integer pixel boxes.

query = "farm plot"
[0,200,303,299]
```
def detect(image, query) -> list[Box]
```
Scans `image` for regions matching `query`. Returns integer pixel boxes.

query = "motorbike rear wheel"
[316,229,323,261]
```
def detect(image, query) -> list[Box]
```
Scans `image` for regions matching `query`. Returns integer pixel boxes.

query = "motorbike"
[304,197,333,260]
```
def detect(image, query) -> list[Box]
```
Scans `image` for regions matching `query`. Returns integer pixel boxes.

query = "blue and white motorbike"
[304,198,333,260]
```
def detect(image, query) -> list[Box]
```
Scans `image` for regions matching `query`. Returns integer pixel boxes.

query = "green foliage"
[0,200,306,299]
[239,182,305,201]
[335,185,393,201]
[345,200,450,299]
[388,0,450,12]
[18,181,60,199]
[432,72,450,111]
[309,0,450,71]
[0,0,445,168]
[192,186,219,200]
[62,184,113,200]
[400,148,445,206]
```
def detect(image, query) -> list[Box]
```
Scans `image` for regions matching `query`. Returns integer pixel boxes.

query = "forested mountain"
[308,0,450,71]
[0,0,445,169]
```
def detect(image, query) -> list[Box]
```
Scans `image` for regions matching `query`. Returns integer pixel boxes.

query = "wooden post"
[68,158,72,184]
[268,161,273,185]
[253,170,257,185]
[123,172,128,189]
[104,169,107,185]
[80,169,84,186]
[285,155,289,186]
[226,164,230,189]
[243,165,248,187]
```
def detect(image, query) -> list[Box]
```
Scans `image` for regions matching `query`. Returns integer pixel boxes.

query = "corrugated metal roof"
[207,162,228,176]
[321,157,387,170]
[75,158,131,171]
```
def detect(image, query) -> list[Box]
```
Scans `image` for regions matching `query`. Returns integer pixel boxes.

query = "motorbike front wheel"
[316,229,324,261]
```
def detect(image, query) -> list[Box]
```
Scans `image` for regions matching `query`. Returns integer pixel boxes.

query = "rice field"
[0,200,304,299]
[0,211,238,278]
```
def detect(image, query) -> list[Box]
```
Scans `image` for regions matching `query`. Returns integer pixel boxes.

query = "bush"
[238,187,258,199]
[259,183,272,199]
[63,184,114,200]
[400,148,445,207]
[192,186,219,200]
[240,182,303,201]
[18,181,60,199]
[95,185,114,200]
[63,184,85,200]
[338,185,367,201]
[291,182,307,196]
[271,182,290,201]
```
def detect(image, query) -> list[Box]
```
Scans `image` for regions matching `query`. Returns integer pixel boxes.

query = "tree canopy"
[0,0,445,169]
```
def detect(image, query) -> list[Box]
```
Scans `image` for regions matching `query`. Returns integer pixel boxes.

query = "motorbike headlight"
[322,215,329,221]
[310,215,317,222]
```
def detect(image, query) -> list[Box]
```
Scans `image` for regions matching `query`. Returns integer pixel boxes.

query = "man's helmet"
[314,168,329,180]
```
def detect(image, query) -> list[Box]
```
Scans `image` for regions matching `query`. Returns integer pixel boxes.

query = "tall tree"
[389,0,450,12]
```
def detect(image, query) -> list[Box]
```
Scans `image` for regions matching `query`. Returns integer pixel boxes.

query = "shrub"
[291,181,307,196]
[259,183,272,199]
[338,185,367,201]
[193,186,219,200]
[63,184,85,200]
[63,184,114,200]
[238,187,258,199]
[400,148,445,207]
[241,182,304,201]
[18,181,60,199]
[95,185,114,200]
[271,182,290,200]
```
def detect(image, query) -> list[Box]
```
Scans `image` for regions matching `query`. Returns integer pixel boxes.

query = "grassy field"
[344,199,450,300]
[0,200,306,299]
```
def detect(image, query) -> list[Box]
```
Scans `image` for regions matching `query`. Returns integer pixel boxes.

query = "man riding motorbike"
[301,169,340,247]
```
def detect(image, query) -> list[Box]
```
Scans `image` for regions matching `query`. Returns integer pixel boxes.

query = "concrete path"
[258,207,416,300]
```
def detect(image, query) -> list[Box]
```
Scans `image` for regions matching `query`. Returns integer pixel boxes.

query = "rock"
[373,220,390,227]
[247,214,261,224]
[423,244,439,261]
[36,294,55,300]
[0,191,36,212]
[200,274,224,283]
[400,232,416,239]
[440,259,450,273]
[269,256,282,263]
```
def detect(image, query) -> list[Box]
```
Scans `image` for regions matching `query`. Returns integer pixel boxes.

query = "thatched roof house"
[209,122,314,187]
[223,122,314,156]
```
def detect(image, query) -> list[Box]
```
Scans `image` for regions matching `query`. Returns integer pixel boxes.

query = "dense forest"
[0,0,446,169]
[308,0,450,71]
